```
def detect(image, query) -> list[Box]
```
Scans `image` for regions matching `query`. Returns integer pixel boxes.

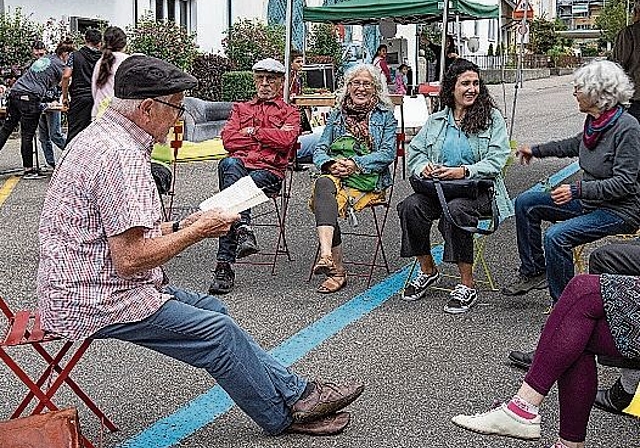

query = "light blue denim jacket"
[407,106,514,220]
[313,104,398,191]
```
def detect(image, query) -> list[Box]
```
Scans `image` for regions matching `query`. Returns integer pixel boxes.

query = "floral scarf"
[341,95,378,150]
[583,105,624,149]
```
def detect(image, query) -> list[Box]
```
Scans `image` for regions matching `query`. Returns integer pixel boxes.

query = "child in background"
[394,64,409,95]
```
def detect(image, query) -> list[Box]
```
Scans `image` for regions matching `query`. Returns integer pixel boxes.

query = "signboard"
[513,0,534,20]
[517,22,530,43]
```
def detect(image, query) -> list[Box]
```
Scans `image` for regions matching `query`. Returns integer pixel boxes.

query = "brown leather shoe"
[291,381,364,423]
[286,412,350,436]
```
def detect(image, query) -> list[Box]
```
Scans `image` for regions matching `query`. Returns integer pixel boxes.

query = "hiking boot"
[594,377,634,415]
[236,225,259,259]
[451,403,541,440]
[444,284,478,314]
[208,262,235,294]
[501,272,547,296]
[402,269,440,301]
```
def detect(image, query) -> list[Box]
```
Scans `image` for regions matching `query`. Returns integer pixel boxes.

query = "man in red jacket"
[209,58,300,294]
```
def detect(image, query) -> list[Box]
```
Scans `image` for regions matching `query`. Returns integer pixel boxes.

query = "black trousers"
[588,242,640,275]
[397,191,492,265]
[312,176,342,248]
[0,92,41,169]
[65,95,94,147]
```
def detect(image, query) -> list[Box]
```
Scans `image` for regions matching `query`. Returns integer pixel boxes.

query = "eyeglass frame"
[253,73,283,85]
[348,80,374,89]
[152,98,186,119]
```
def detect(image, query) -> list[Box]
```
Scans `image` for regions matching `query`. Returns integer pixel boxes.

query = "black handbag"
[409,174,499,235]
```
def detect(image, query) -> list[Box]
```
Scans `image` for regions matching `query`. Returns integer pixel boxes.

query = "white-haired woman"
[309,64,397,293]
[501,59,640,305]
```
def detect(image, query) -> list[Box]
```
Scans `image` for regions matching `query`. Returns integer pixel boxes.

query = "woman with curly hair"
[397,58,512,313]
[91,26,128,119]
[310,63,397,293]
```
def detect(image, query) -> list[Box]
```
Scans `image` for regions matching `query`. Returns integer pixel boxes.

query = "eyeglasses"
[153,98,186,119]
[349,80,373,89]
[253,74,281,85]
[573,85,584,94]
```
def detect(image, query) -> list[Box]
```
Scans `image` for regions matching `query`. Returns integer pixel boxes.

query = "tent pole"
[284,0,294,103]
[439,0,450,84]
[415,23,420,93]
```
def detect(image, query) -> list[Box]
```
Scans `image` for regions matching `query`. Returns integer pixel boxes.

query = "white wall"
[204,0,269,54]
[5,0,134,29]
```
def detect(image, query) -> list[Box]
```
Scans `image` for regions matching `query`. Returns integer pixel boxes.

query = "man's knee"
[515,190,544,214]
[218,156,244,172]
[543,225,567,251]
[397,194,421,217]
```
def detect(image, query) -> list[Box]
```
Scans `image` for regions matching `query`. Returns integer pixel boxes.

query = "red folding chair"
[0,296,117,448]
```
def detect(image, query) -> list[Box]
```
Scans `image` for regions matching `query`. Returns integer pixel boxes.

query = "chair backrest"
[183,97,234,142]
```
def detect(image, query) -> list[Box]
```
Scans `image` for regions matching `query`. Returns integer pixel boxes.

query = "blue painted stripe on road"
[121,161,579,448]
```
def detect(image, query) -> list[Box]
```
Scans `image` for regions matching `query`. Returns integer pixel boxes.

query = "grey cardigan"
[531,112,640,228]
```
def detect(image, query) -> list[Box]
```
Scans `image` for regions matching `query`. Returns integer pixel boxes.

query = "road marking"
[0,176,20,208]
[121,161,580,448]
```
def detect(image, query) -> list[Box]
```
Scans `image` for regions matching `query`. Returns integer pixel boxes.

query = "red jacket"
[221,97,300,178]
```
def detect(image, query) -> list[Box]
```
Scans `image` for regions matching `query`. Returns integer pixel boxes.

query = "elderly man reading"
[37,55,363,437]
[209,58,301,295]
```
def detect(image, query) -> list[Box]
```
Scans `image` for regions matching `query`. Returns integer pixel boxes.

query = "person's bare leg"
[417,254,437,274]
[458,262,474,288]
[317,225,334,258]
[331,244,345,273]
[516,382,544,407]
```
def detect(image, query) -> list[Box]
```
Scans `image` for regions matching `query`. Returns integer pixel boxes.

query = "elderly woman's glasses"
[153,98,186,119]
[349,80,373,89]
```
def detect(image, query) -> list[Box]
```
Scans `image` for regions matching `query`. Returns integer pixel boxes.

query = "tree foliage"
[127,12,198,71]
[222,19,285,71]
[595,0,628,44]
[307,23,342,65]
[0,8,42,69]
[529,17,570,54]
[190,53,232,101]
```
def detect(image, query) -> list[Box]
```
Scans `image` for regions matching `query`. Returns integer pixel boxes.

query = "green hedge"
[190,53,231,101]
[222,71,255,102]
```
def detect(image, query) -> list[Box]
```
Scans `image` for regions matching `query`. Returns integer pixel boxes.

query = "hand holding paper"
[199,175,269,215]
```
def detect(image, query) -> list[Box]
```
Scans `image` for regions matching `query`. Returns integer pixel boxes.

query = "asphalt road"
[0,74,638,448]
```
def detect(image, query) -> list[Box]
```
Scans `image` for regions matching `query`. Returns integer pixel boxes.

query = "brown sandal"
[317,270,347,294]
[313,255,334,276]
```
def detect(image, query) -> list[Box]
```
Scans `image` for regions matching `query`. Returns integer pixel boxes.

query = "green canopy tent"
[303,0,498,25]
[302,0,499,87]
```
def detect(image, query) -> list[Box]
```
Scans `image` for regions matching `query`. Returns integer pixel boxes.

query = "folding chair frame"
[308,133,404,288]
[235,164,295,275]
[0,297,117,448]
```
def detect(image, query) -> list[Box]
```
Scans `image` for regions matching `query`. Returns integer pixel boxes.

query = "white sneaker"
[444,284,478,314]
[451,403,541,440]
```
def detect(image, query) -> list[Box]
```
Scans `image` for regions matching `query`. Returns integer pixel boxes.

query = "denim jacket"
[407,106,514,220]
[313,104,398,191]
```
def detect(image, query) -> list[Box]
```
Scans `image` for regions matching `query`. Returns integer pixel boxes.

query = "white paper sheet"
[199,176,269,214]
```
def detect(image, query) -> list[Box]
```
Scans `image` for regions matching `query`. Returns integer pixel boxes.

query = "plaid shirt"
[37,108,168,341]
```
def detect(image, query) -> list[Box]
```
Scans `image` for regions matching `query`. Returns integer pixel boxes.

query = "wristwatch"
[172,221,180,233]
[246,126,255,136]
[463,166,470,178]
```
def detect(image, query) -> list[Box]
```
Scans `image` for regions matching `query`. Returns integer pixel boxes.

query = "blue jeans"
[515,190,635,302]
[38,111,66,167]
[93,286,306,434]
[216,157,281,263]
[297,127,324,164]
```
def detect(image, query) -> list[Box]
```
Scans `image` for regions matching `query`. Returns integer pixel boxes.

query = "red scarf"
[583,105,624,149]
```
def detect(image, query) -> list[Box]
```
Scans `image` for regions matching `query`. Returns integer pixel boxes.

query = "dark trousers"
[589,242,640,275]
[0,93,41,169]
[397,190,492,265]
[215,157,281,263]
[65,95,94,147]
[312,176,342,248]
